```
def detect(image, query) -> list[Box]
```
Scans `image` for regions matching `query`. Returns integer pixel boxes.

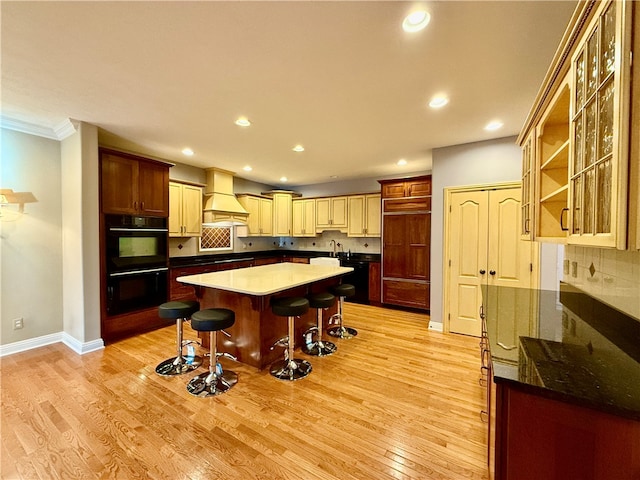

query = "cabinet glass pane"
[598,79,614,158]
[575,51,585,107]
[573,112,583,173]
[585,100,597,167]
[572,176,582,234]
[586,29,599,97]
[596,158,612,233]
[600,2,616,80]
[583,167,595,234]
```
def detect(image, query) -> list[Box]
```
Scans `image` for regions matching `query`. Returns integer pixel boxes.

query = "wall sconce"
[0,189,38,221]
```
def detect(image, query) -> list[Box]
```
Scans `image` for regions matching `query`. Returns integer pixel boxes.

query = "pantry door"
[447,186,534,337]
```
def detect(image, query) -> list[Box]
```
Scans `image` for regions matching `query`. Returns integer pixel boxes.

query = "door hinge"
[449,259,451,267]
[448,313,450,320]
[449,205,452,212]
[530,263,533,272]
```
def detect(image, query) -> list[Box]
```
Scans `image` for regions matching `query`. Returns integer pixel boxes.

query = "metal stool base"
[270,359,312,381]
[187,370,238,397]
[155,355,203,376]
[302,340,337,356]
[327,326,358,339]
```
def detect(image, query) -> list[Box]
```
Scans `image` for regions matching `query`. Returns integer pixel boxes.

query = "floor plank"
[1,303,488,479]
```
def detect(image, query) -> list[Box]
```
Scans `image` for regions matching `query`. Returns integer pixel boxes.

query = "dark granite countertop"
[170,250,380,268]
[483,283,640,421]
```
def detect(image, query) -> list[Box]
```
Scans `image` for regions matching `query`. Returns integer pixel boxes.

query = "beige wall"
[1,128,63,344]
[563,246,640,319]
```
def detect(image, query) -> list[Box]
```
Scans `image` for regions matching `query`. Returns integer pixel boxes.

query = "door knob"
[479,269,486,275]
[489,270,496,276]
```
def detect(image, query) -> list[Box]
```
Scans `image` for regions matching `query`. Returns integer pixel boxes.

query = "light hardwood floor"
[1,303,488,480]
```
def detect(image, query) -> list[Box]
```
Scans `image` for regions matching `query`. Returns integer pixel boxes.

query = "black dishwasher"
[339,259,369,304]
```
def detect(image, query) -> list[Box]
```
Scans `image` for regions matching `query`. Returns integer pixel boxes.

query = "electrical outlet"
[571,261,578,278]
[13,318,24,330]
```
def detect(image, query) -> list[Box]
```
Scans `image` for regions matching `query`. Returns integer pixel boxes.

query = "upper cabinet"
[519,0,636,249]
[347,194,381,237]
[271,191,293,236]
[169,181,202,237]
[316,196,348,231]
[292,198,316,237]
[237,194,273,236]
[100,148,169,217]
[381,178,431,199]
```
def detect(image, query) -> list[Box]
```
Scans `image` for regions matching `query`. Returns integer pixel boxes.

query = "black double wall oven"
[104,215,169,316]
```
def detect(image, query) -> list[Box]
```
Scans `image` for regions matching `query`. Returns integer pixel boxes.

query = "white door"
[448,187,534,337]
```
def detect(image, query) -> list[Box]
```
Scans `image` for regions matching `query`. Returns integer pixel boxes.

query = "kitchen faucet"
[329,239,336,257]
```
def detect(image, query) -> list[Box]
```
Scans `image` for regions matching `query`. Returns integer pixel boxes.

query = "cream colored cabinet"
[168,181,202,237]
[292,198,316,237]
[520,132,536,240]
[536,81,570,242]
[347,194,381,237]
[272,192,293,236]
[567,0,632,248]
[237,194,273,236]
[518,0,635,249]
[316,196,348,231]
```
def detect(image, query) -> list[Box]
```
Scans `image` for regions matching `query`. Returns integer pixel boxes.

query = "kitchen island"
[177,262,353,369]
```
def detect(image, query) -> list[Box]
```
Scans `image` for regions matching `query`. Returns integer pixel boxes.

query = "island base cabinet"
[196,280,339,369]
[494,384,640,480]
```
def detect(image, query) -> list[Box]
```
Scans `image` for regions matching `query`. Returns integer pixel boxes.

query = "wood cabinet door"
[292,200,305,236]
[406,213,430,280]
[259,198,273,236]
[368,262,381,303]
[272,193,292,236]
[382,214,406,278]
[381,181,406,198]
[168,182,183,236]
[101,153,138,214]
[331,196,348,228]
[365,194,381,236]
[315,198,331,228]
[407,179,431,197]
[182,184,202,236]
[138,161,169,216]
[347,195,365,236]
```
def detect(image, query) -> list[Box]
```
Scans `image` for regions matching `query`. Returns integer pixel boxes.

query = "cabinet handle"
[560,207,569,231]
[479,269,486,275]
[524,218,530,234]
[141,201,145,211]
[134,201,138,210]
[489,270,496,276]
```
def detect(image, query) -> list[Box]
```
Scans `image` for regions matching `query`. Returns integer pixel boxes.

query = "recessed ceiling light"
[397,159,408,166]
[403,10,430,33]
[243,165,252,172]
[182,148,194,156]
[280,176,288,182]
[485,120,504,131]
[292,145,305,152]
[429,95,449,109]
[235,117,251,127]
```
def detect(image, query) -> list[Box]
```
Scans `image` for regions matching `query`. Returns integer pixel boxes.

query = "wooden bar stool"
[156,301,203,376]
[327,284,358,339]
[302,292,337,356]
[270,297,312,381]
[186,308,238,397]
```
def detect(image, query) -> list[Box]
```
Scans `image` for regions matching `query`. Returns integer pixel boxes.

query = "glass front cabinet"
[519,0,635,249]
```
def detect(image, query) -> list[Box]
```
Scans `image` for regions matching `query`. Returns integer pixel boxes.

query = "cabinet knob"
[489,270,496,276]
[479,269,486,275]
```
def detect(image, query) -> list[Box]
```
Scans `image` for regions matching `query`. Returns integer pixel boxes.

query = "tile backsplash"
[563,245,640,320]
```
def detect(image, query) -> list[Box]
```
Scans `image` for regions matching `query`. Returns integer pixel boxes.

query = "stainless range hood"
[202,168,248,224]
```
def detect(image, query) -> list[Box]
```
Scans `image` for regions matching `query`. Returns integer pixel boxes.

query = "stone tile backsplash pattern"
[563,246,640,320]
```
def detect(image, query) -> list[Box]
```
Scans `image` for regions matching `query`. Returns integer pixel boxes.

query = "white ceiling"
[1,1,577,187]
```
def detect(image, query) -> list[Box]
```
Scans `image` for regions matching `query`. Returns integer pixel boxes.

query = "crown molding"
[0,116,79,141]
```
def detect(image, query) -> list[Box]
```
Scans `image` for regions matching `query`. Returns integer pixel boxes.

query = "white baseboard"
[428,322,444,332]
[0,332,104,357]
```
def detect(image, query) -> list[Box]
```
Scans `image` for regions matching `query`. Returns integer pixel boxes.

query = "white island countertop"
[177,262,354,296]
